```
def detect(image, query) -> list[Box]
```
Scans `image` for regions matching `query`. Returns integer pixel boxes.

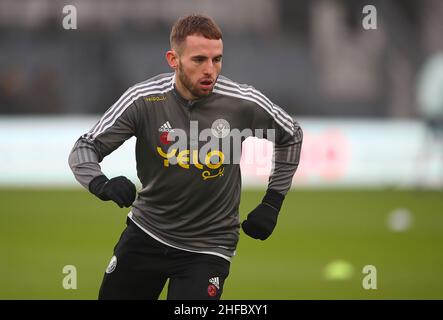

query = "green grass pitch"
[0,188,442,299]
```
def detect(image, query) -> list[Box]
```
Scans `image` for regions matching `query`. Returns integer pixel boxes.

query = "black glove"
[89,175,136,208]
[241,189,285,240]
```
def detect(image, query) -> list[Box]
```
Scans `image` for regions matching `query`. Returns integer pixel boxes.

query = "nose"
[203,60,214,76]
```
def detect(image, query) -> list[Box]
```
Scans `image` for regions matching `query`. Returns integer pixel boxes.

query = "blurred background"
[0,0,443,299]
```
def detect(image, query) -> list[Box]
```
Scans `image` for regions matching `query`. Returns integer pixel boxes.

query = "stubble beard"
[178,63,214,100]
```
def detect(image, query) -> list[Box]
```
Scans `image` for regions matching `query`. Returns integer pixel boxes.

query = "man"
[68,14,302,300]
[416,51,443,187]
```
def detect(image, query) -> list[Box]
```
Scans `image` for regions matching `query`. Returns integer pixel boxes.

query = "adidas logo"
[158,121,174,132]
[209,277,220,289]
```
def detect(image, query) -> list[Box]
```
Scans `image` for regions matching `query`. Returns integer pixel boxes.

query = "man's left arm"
[242,100,303,240]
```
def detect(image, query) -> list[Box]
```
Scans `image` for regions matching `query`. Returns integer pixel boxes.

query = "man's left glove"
[241,189,285,240]
[89,175,136,208]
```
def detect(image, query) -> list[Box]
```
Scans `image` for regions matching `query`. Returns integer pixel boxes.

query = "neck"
[174,75,198,101]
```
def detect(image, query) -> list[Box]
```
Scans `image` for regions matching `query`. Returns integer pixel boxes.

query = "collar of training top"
[172,83,215,109]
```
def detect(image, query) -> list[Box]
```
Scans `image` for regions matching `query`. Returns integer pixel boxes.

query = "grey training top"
[68,73,303,261]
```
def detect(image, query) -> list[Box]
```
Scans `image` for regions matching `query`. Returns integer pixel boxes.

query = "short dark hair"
[170,14,222,53]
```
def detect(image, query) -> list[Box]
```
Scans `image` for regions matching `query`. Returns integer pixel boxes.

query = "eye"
[193,57,205,63]
[213,57,222,63]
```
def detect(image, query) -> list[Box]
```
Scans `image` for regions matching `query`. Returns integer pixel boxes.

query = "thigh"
[98,219,169,300]
[167,253,230,300]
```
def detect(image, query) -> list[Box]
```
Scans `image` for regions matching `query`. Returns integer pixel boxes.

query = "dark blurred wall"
[0,0,441,118]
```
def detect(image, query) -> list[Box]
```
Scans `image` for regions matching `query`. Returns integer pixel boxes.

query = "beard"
[178,63,215,99]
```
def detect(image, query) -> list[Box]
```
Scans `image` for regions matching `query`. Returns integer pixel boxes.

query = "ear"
[166,50,178,70]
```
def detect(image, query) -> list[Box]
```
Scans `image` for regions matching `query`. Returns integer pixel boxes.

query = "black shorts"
[98,218,231,300]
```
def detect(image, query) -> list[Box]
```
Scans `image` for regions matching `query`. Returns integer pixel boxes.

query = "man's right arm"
[68,95,140,207]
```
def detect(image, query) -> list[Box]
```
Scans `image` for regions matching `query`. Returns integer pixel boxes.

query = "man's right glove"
[89,175,136,208]
[241,189,285,240]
